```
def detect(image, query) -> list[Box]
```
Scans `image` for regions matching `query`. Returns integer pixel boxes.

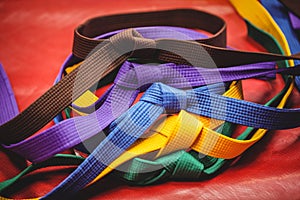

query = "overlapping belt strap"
[54,26,210,120]
[56,26,217,117]
[4,59,231,162]
[7,57,300,163]
[0,81,240,196]
[72,9,300,69]
[66,60,281,114]
[230,0,293,66]
[67,61,299,116]
[261,0,300,89]
[41,79,300,199]
[1,73,294,197]
[85,77,297,185]
[59,26,277,117]
[120,81,293,185]
[72,9,228,59]
[87,76,296,186]
[229,0,300,90]
[1,25,300,146]
[87,82,243,185]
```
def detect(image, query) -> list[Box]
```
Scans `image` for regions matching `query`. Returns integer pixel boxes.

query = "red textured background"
[0,0,299,199]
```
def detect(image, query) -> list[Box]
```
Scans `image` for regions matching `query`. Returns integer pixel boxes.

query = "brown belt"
[1,9,299,145]
[73,9,227,59]
[279,0,300,18]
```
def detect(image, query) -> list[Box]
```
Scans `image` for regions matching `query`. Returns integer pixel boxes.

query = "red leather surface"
[0,0,299,199]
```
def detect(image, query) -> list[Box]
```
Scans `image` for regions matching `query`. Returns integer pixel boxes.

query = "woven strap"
[40,83,223,198]
[72,57,295,186]
[3,59,233,162]
[120,77,295,185]
[230,0,294,66]
[261,0,300,89]
[69,62,300,115]
[88,81,243,185]
[72,9,227,59]
[63,26,277,115]
[230,0,300,90]
[142,83,300,129]
[53,26,210,121]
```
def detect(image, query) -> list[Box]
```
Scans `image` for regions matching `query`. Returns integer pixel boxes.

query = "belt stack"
[0,1,299,199]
